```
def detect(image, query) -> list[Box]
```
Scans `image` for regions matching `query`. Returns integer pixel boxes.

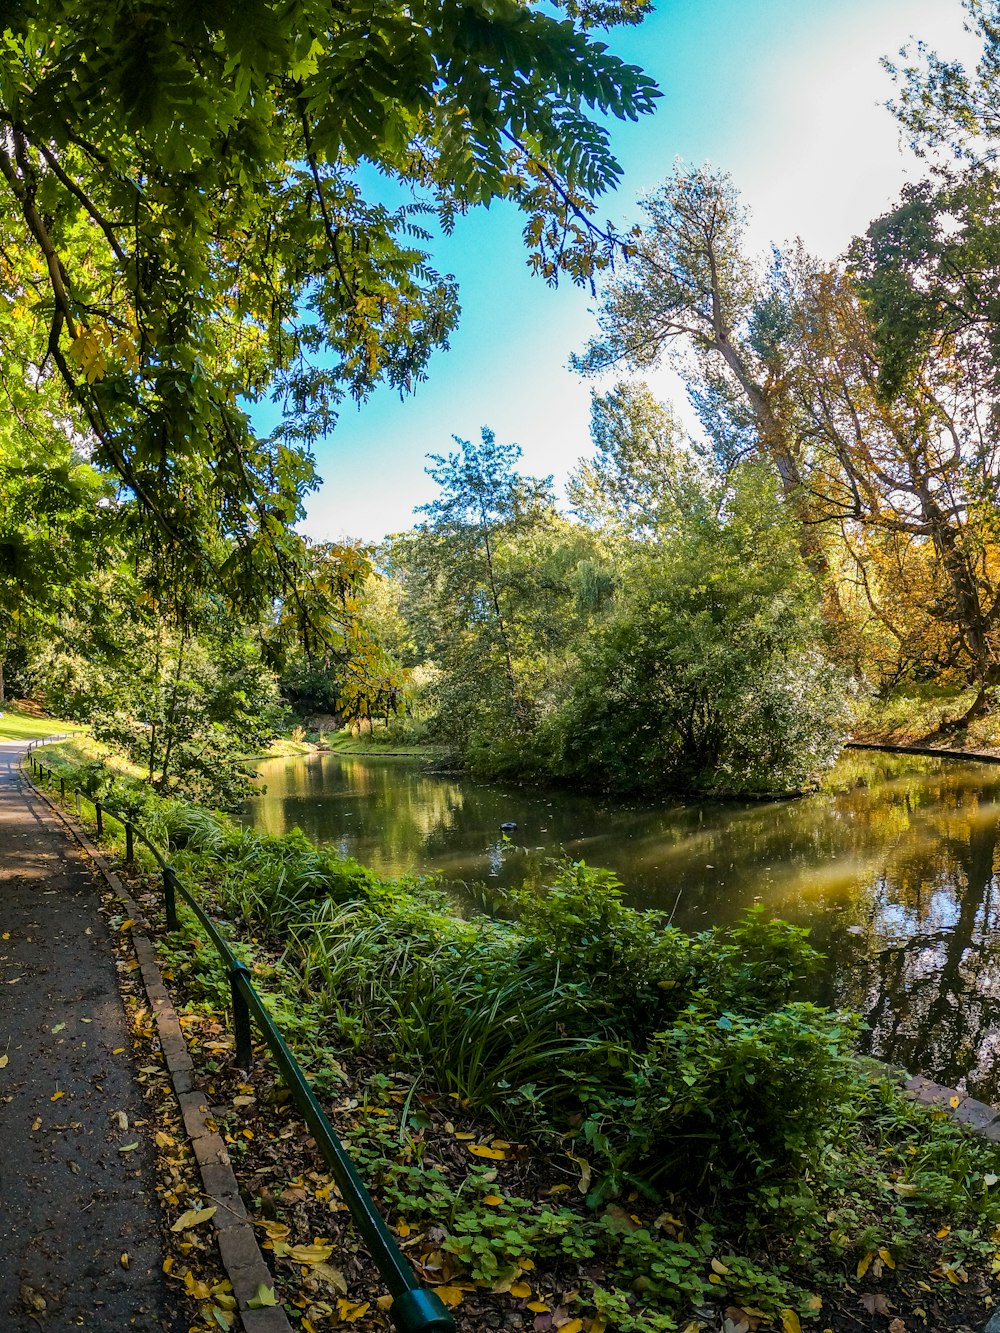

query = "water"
[241,748,1000,1101]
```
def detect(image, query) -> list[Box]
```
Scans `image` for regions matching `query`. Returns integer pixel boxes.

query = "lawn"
[0,704,85,742]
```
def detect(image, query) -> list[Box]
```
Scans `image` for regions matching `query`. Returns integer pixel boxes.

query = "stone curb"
[21,762,291,1333]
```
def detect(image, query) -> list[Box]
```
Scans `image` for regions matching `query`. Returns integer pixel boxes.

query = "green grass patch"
[0,702,86,741]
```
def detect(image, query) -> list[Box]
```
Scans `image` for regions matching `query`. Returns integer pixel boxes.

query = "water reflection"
[242,749,1000,1100]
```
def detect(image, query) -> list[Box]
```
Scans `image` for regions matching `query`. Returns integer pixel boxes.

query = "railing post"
[75,790,81,815]
[229,962,254,1070]
[59,777,65,800]
[94,800,103,838]
[163,867,178,931]
[125,822,134,864]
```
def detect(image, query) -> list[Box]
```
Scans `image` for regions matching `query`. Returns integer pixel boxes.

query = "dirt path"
[0,740,182,1331]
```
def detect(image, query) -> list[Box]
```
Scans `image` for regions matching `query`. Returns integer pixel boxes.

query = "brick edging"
[21,763,292,1333]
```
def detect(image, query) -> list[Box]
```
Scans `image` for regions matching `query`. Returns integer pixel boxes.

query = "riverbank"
[23,744,1000,1333]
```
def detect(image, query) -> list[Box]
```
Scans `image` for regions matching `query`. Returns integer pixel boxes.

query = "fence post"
[94,800,103,838]
[163,867,178,931]
[229,962,254,1069]
[125,822,134,865]
[59,777,65,800]
[75,790,81,816]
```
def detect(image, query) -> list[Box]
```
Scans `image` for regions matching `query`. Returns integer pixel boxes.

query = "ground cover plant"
[36,743,1000,1331]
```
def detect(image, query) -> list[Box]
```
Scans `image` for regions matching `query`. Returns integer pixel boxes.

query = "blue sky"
[270,0,976,543]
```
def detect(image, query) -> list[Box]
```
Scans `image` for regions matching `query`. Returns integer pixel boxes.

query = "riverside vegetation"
[35,741,1000,1332]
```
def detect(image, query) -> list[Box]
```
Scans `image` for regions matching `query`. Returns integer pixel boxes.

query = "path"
[0,740,183,1331]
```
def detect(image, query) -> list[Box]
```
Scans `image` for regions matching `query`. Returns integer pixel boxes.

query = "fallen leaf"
[120,1253,129,1269]
[510,1282,532,1298]
[335,1298,371,1321]
[287,1243,334,1265]
[888,1321,906,1333]
[119,1142,139,1153]
[313,1263,347,1294]
[433,1288,467,1309]
[50,1090,64,1102]
[860,1293,891,1316]
[468,1144,506,1160]
[780,1311,802,1333]
[247,1283,278,1309]
[171,1206,217,1232]
[0,1055,7,1069]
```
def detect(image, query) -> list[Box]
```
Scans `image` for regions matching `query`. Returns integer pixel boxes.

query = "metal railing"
[24,743,454,1333]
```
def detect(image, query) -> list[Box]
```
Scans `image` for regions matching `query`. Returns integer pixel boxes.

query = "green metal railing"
[24,743,454,1333]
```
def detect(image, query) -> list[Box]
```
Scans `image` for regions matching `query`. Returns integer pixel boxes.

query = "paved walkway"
[0,741,182,1331]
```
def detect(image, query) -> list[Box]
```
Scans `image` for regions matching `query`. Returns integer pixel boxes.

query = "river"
[241,747,1000,1101]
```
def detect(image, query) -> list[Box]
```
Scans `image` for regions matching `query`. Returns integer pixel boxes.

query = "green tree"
[0,1,659,600]
[545,465,850,794]
[567,380,702,537]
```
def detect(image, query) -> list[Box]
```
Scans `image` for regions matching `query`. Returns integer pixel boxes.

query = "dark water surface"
[241,748,1000,1101]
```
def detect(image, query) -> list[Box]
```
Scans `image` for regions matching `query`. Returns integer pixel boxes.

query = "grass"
[0,701,86,741]
[854,684,1000,750]
[321,728,448,758]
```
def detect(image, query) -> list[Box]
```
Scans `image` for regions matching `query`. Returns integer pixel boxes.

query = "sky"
[269,0,979,544]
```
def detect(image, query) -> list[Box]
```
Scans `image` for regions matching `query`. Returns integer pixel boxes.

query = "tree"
[545,465,849,794]
[0,1,659,601]
[886,0,1000,164]
[401,429,554,742]
[567,380,702,537]
[573,165,837,586]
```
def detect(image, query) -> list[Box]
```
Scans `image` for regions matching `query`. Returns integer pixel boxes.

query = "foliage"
[0,0,658,606]
[33,605,285,805]
[542,465,851,795]
[39,750,1000,1326]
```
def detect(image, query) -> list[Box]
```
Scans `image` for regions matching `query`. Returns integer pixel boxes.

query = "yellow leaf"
[248,1284,278,1309]
[50,1090,64,1101]
[510,1282,531,1298]
[0,1055,7,1069]
[708,1274,722,1285]
[949,1095,961,1109]
[120,1253,129,1269]
[711,1258,731,1276]
[287,1244,334,1266]
[171,1207,217,1232]
[527,1302,550,1313]
[396,1219,410,1237]
[483,1194,503,1206]
[162,1258,174,1275]
[568,1154,592,1195]
[335,1298,371,1320]
[892,1182,918,1197]
[558,1321,584,1333]
[468,1144,506,1160]
[434,1288,467,1309]
[878,1247,896,1269]
[520,1259,535,1271]
[857,1251,874,1279]
[780,1311,802,1333]
[183,1272,212,1301]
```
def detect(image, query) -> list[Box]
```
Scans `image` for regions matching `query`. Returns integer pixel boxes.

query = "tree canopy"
[0,0,658,604]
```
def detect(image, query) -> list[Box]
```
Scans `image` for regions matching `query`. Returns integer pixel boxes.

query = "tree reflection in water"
[244,750,1000,1099]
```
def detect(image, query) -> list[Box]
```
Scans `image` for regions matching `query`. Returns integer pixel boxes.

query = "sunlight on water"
[242,748,1000,1101]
